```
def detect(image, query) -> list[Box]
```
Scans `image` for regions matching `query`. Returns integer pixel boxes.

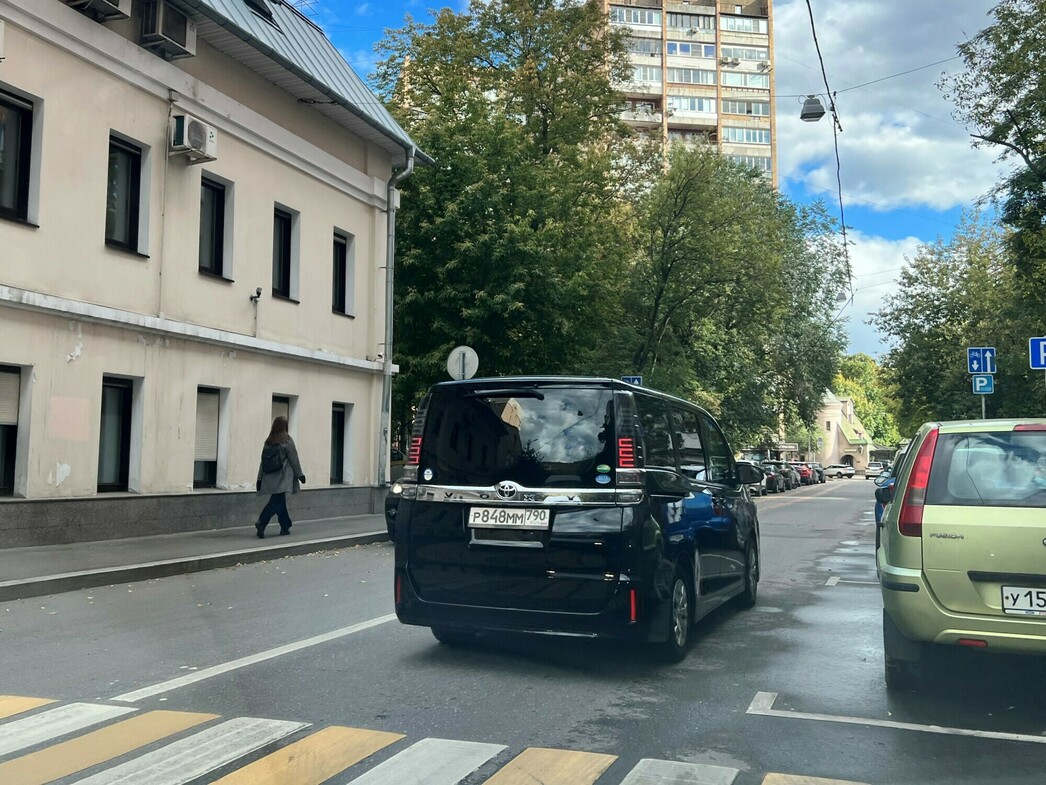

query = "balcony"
[622,109,664,127]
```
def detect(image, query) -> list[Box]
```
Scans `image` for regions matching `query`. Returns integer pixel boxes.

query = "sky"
[303,0,1004,358]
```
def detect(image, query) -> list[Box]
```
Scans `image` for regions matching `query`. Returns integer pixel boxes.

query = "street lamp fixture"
[800,95,826,122]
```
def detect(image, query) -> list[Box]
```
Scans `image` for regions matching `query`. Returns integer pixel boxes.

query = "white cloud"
[835,230,923,357]
[773,0,1001,210]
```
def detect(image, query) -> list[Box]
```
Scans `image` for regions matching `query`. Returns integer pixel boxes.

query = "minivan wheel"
[659,563,693,663]
[431,627,474,646]
[739,541,758,608]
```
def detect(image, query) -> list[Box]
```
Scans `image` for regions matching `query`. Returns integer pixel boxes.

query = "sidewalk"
[0,514,387,602]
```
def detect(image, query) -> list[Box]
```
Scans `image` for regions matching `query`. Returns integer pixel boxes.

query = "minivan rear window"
[420,386,615,487]
[927,431,1046,508]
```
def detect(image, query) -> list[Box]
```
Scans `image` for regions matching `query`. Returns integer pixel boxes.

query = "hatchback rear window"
[926,431,1046,507]
[421,385,615,487]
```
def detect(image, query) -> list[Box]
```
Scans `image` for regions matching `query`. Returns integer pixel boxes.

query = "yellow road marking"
[763,774,871,785]
[0,695,55,720]
[210,725,404,785]
[482,747,617,785]
[0,709,218,785]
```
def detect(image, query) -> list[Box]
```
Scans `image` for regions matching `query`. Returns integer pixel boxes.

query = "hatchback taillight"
[618,437,636,468]
[407,436,422,464]
[898,427,939,537]
[1014,424,1046,431]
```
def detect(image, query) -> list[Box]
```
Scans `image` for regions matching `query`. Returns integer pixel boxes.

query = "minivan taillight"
[898,427,939,537]
[407,436,422,464]
[618,437,636,468]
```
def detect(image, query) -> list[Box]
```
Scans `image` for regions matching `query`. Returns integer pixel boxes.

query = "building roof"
[180,0,430,165]
[838,417,869,446]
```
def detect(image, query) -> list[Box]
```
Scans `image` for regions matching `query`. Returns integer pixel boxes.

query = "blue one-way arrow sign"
[972,374,994,394]
[967,346,997,374]
[621,375,643,385]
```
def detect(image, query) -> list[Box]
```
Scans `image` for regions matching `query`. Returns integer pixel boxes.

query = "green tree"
[833,353,902,446]
[374,0,635,435]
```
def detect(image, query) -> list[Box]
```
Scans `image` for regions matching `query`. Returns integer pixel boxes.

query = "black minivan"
[392,377,762,660]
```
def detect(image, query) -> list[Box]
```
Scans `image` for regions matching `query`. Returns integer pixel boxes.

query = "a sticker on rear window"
[597,464,611,473]
[595,474,611,484]
[423,468,433,481]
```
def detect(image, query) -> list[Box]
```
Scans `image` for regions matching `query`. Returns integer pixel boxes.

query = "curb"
[0,531,388,602]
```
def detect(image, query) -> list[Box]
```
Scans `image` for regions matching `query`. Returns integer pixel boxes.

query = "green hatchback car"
[877,419,1046,690]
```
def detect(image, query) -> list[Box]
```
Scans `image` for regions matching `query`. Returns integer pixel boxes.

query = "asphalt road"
[3,479,1044,785]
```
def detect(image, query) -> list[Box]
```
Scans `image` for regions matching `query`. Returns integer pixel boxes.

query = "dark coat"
[256,438,303,495]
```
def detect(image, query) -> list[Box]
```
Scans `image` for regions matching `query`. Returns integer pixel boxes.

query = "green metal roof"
[838,418,869,445]
[180,0,429,165]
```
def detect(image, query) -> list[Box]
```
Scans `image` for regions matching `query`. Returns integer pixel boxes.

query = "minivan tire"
[739,541,758,608]
[658,562,693,663]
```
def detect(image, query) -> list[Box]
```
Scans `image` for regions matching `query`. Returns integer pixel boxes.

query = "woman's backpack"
[260,444,286,474]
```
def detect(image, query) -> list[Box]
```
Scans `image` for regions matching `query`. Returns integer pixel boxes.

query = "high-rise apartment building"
[606,0,776,185]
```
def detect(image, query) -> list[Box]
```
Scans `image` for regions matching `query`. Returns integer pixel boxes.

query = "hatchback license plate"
[468,507,550,529]
[1002,586,1046,616]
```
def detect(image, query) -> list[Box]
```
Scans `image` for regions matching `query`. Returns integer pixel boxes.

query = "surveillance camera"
[376,352,384,360]
[255,287,262,296]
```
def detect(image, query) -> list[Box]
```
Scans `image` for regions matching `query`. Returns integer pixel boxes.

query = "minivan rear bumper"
[880,565,1046,655]
[394,567,647,640]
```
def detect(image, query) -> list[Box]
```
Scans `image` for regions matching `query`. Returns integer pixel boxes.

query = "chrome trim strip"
[412,484,637,506]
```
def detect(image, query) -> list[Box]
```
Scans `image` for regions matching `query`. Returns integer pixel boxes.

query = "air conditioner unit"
[141,0,197,60]
[65,0,132,19]
[759,59,771,69]
[170,114,217,163]
[730,57,741,66]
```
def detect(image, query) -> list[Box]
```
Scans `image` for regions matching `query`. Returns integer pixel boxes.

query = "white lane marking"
[824,577,878,587]
[111,614,396,702]
[824,576,840,586]
[345,737,506,785]
[747,691,1046,745]
[619,758,739,785]
[72,716,307,784]
[0,703,136,757]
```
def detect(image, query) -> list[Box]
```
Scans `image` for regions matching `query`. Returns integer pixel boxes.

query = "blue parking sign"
[972,374,994,394]
[1031,337,1046,370]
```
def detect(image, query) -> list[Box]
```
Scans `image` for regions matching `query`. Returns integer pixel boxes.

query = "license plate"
[468,507,550,529]
[1001,586,1046,616]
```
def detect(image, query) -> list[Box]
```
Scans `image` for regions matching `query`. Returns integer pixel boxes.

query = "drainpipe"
[377,146,416,487]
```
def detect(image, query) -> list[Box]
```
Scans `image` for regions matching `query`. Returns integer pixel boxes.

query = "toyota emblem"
[496,481,518,500]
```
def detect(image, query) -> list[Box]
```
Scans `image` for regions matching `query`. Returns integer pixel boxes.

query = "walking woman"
[255,416,305,538]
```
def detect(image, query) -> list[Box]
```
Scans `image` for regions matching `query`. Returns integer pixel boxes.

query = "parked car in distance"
[877,419,1046,691]
[824,463,855,479]
[393,376,763,662]
[865,461,885,479]
[760,463,786,493]
[765,461,795,489]
[809,462,826,483]
[790,462,814,485]
[737,461,768,496]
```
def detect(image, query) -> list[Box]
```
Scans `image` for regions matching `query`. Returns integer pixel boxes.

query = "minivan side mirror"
[737,463,764,486]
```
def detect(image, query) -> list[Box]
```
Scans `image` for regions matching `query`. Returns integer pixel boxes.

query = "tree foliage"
[376,0,849,447]
[833,354,901,447]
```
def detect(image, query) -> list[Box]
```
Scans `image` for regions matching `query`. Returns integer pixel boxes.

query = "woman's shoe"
[255,523,265,539]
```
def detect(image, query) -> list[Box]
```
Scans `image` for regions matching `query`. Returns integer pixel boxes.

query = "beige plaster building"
[0,0,423,545]
[606,0,776,184]
[815,390,874,472]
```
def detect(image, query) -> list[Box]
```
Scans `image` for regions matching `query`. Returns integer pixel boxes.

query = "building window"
[272,206,297,299]
[720,15,768,34]
[632,66,662,84]
[667,13,714,30]
[609,6,661,25]
[0,366,19,496]
[105,136,142,250]
[721,72,771,89]
[667,42,716,58]
[668,96,716,114]
[721,45,769,61]
[626,37,660,55]
[723,126,772,145]
[199,177,226,277]
[331,403,346,484]
[826,421,832,431]
[0,89,33,223]
[194,387,220,488]
[667,68,716,85]
[728,154,772,172]
[722,99,770,116]
[332,231,355,316]
[272,394,291,427]
[98,377,133,493]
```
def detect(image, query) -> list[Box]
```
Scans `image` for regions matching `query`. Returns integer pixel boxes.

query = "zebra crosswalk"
[0,695,870,785]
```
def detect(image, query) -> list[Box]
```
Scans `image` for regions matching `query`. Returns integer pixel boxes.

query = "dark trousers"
[258,493,292,532]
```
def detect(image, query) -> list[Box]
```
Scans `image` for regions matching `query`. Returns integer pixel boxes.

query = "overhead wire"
[803,0,853,307]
